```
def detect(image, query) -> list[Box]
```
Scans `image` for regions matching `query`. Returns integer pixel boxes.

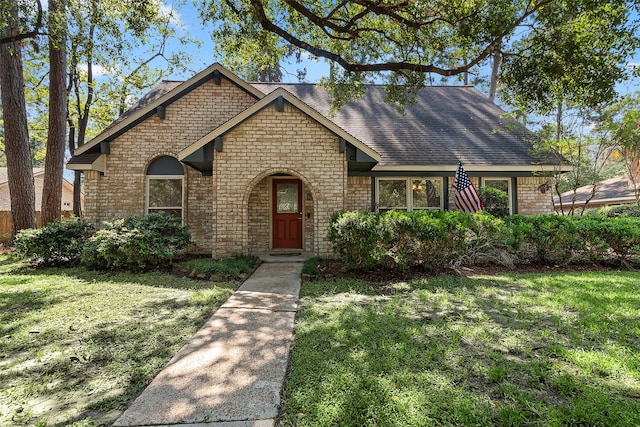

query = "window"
[146,156,184,220]
[376,177,442,212]
[482,177,512,214]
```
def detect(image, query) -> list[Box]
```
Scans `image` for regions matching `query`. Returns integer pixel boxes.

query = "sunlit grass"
[0,253,239,426]
[281,271,640,426]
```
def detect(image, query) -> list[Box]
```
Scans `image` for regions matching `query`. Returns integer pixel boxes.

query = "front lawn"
[280,271,640,426]
[0,254,247,427]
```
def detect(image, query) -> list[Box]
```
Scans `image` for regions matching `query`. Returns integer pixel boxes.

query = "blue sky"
[162,1,639,94]
[161,1,331,83]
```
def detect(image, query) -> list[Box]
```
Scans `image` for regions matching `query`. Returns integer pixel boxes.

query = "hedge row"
[328,210,640,270]
[14,212,192,270]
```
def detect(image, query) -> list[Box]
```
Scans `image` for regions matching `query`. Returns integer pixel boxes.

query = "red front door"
[272,179,303,249]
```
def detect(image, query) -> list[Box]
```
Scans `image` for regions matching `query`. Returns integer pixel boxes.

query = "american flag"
[453,162,483,213]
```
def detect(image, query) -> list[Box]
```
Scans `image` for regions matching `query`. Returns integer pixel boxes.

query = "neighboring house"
[555,176,639,212]
[0,168,82,235]
[67,63,560,258]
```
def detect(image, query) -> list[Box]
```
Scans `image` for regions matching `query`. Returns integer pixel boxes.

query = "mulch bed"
[310,258,628,284]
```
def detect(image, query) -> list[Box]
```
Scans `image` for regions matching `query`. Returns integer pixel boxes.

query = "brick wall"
[83,78,257,253]
[516,176,554,215]
[346,176,372,211]
[247,178,269,253]
[212,101,346,258]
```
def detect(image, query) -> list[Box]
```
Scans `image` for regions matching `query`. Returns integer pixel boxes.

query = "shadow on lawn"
[9,263,238,291]
[4,292,231,426]
[283,272,640,426]
[0,263,237,426]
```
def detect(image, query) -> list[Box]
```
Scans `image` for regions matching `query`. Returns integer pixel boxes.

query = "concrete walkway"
[113,260,304,427]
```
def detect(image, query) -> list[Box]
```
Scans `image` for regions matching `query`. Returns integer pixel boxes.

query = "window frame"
[375,177,443,212]
[481,177,513,215]
[144,155,185,224]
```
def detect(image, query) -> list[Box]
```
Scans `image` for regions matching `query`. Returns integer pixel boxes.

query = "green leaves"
[499,0,638,113]
[14,213,193,271]
[328,211,640,270]
[201,0,637,109]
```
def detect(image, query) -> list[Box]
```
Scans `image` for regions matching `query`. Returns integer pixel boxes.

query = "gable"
[71,63,265,159]
[178,88,380,174]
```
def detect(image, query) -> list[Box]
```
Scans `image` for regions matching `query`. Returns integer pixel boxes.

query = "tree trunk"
[0,2,37,238]
[488,50,502,102]
[41,0,68,226]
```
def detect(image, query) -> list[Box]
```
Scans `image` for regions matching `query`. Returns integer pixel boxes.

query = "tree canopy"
[201,0,640,107]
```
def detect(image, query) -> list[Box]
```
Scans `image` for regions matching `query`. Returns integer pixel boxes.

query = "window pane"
[277,183,298,213]
[485,179,509,193]
[149,179,182,208]
[379,180,407,209]
[412,179,441,208]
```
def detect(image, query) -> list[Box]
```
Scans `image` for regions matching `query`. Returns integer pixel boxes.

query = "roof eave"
[372,164,571,173]
[66,154,107,173]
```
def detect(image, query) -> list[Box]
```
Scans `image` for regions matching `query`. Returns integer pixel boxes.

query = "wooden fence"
[0,211,75,239]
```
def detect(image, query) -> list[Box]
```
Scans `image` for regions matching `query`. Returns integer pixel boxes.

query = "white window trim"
[481,177,512,214]
[145,175,185,222]
[375,177,443,211]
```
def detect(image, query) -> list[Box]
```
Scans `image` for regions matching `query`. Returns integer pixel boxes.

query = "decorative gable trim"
[178,87,381,164]
[73,63,265,156]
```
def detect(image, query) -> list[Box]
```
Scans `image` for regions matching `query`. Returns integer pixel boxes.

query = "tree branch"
[0,0,45,44]
[248,0,554,76]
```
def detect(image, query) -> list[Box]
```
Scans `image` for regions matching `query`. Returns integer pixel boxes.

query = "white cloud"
[76,63,115,76]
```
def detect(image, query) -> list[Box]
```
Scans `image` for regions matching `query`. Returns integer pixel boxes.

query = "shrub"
[595,217,640,259]
[526,215,580,263]
[328,211,640,270]
[176,255,257,280]
[384,211,446,270]
[592,205,640,218]
[573,216,610,261]
[328,211,394,269]
[13,219,95,266]
[82,212,192,271]
[463,211,517,267]
[478,187,510,218]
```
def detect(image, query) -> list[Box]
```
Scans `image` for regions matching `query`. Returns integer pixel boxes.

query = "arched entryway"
[244,170,316,254]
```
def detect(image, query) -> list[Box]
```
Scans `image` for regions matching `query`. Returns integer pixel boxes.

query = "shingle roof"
[66,152,104,165]
[252,83,543,168]
[556,176,637,205]
[76,69,551,170]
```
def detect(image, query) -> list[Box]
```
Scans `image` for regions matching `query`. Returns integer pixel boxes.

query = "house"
[67,63,560,258]
[0,168,81,235]
[555,176,638,212]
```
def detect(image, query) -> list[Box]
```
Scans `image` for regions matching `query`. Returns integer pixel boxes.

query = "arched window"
[146,156,184,219]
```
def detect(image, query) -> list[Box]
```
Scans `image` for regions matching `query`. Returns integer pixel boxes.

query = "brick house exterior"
[68,64,561,258]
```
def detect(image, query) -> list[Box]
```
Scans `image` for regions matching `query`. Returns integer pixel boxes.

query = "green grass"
[302,257,321,275]
[280,271,640,426]
[0,253,238,427]
[175,255,258,279]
